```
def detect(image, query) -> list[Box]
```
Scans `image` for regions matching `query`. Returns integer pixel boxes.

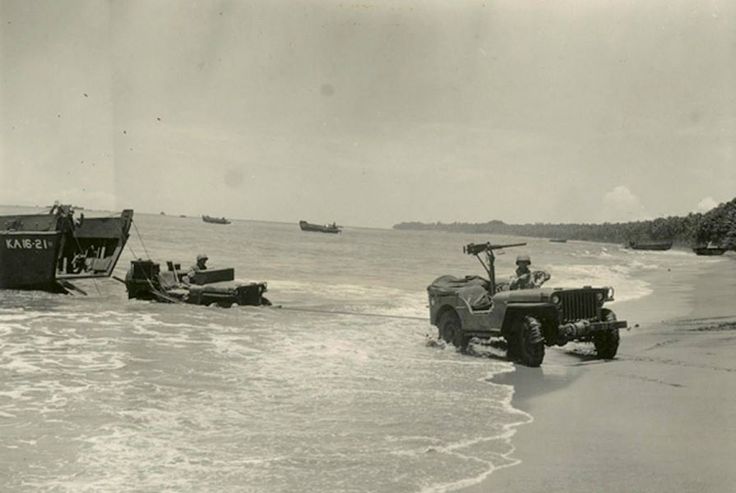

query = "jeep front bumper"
[557,319,628,344]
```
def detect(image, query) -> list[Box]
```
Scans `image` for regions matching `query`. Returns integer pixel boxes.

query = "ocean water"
[0,209,723,492]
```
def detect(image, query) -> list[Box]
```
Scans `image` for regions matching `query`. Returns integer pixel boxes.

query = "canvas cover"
[428,275,493,310]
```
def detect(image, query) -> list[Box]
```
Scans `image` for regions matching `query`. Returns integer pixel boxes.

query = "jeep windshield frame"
[463,242,527,294]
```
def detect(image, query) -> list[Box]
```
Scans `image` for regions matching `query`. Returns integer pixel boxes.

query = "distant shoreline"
[394,197,735,249]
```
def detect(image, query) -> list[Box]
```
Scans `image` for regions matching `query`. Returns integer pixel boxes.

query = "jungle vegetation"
[394,197,736,249]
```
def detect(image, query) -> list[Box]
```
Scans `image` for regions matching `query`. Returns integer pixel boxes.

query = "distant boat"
[549,238,567,243]
[160,211,166,215]
[179,214,186,218]
[202,215,231,225]
[693,244,727,256]
[299,220,341,234]
[627,240,673,251]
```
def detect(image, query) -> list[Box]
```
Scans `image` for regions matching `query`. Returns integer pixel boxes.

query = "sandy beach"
[465,253,736,493]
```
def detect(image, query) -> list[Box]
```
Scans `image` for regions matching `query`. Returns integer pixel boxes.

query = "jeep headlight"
[551,294,561,305]
[605,287,614,301]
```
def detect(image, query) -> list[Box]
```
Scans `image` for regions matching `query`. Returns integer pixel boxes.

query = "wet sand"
[465,253,736,493]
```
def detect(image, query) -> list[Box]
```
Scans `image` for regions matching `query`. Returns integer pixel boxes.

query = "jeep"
[428,242,628,367]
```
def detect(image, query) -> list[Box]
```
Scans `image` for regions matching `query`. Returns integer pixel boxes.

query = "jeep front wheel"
[594,309,620,359]
[513,316,545,367]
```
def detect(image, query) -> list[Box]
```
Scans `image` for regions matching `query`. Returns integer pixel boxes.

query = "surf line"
[273,305,427,321]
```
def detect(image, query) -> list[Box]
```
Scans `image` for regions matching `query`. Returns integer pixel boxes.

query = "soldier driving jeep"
[508,254,551,291]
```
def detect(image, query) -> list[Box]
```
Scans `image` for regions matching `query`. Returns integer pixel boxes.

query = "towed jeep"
[428,242,627,367]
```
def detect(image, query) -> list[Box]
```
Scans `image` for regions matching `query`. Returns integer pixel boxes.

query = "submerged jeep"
[428,242,627,367]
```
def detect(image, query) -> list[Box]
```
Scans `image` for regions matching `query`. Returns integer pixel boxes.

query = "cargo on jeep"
[427,242,628,367]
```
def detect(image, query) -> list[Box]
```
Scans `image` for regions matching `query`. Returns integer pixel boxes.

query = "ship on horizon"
[202,215,231,224]
[299,220,341,234]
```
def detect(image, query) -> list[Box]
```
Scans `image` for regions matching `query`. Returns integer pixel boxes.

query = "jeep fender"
[501,303,559,340]
[433,304,457,325]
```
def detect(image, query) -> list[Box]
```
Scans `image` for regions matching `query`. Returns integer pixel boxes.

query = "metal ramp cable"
[132,220,151,259]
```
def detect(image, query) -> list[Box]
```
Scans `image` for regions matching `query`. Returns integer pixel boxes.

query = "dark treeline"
[394,197,736,249]
[696,197,736,249]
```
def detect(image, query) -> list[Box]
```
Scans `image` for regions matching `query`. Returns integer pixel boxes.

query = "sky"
[1,0,734,227]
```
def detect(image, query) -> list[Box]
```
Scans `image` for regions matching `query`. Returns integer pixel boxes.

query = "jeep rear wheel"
[513,316,545,367]
[438,310,467,351]
[594,309,620,359]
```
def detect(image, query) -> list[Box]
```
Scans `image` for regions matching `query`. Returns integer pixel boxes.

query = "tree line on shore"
[394,197,736,249]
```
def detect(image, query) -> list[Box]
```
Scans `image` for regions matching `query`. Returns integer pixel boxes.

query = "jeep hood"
[494,286,610,303]
[493,288,556,303]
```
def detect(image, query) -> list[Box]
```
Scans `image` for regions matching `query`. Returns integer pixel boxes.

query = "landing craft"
[202,215,231,224]
[0,204,134,293]
[626,240,673,251]
[299,220,341,234]
[692,243,727,256]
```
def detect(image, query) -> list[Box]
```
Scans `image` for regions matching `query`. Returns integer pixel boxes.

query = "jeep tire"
[594,309,620,359]
[438,310,467,351]
[512,315,545,367]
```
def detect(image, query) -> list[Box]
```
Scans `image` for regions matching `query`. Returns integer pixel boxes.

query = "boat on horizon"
[549,238,568,243]
[202,215,231,225]
[692,244,727,256]
[627,240,673,251]
[0,204,134,293]
[299,220,341,234]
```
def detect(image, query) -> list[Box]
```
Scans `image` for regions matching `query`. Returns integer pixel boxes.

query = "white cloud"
[601,185,649,222]
[696,196,718,212]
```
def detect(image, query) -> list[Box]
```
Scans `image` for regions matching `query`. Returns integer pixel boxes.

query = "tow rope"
[273,305,428,321]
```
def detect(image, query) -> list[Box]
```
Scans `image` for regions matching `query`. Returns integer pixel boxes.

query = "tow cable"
[271,305,428,321]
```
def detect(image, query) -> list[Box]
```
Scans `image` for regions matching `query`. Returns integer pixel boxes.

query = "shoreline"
[462,255,736,493]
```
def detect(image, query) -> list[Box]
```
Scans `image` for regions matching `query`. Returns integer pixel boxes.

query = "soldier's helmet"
[196,254,208,261]
[515,254,531,265]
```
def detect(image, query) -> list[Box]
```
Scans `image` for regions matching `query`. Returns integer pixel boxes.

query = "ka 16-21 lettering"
[4,238,52,250]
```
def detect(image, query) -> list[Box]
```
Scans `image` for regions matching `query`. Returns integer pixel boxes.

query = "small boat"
[202,215,231,225]
[0,204,134,292]
[549,239,567,243]
[627,240,673,251]
[299,220,341,234]
[179,214,186,218]
[693,244,727,256]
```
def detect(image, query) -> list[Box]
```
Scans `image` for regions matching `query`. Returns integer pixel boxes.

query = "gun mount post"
[487,249,496,294]
[463,242,527,294]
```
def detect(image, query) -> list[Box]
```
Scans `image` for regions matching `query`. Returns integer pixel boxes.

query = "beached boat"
[202,215,231,225]
[692,245,727,256]
[627,240,673,251]
[299,220,341,234]
[0,204,134,292]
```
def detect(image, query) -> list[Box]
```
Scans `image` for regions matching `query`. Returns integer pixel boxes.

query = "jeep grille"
[558,290,599,323]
